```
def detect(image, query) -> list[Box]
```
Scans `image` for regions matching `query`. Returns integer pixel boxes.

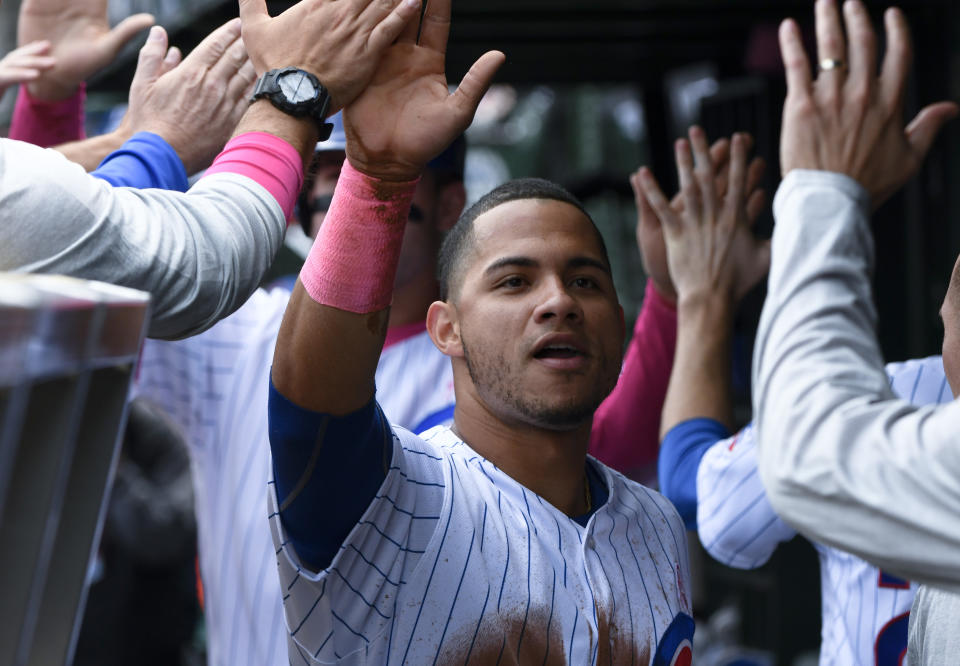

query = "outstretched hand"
[343,0,505,182]
[638,127,770,307]
[239,0,423,113]
[0,41,56,95]
[779,0,957,207]
[117,22,257,174]
[631,134,767,304]
[18,0,154,100]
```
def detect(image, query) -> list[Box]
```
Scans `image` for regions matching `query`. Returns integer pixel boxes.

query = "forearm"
[661,294,735,437]
[55,130,129,172]
[753,170,960,590]
[272,160,417,414]
[588,281,676,477]
[0,139,286,338]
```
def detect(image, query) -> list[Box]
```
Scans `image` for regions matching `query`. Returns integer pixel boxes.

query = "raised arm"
[272,3,503,413]
[637,128,768,525]
[754,0,960,588]
[1,0,427,339]
[268,0,502,570]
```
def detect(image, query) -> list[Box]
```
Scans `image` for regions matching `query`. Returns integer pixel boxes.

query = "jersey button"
[585,535,595,550]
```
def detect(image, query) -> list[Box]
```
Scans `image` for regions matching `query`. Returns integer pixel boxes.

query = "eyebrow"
[482,255,610,278]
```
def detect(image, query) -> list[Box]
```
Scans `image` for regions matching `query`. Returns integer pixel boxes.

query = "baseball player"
[637,119,954,662]
[268,1,694,662]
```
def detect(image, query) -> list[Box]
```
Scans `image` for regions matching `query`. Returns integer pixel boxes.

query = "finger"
[132,26,170,87]
[10,55,56,70]
[638,167,682,235]
[814,0,846,86]
[843,0,876,96]
[905,101,960,163]
[879,7,912,110]
[420,0,451,53]
[779,19,813,99]
[447,50,506,125]
[367,0,423,53]
[688,126,714,223]
[724,133,749,228]
[0,67,43,83]
[745,155,766,197]
[13,40,51,57]
[746,189,767,225]
[238,0,270,31]
[675,137,701,223]
[630,171,659,235]
[161,46,183,75]
[185,18,243,69]
[396,1,421,45]
[103,13,156,59]
[226,57,258,105]
[208,34,249,83]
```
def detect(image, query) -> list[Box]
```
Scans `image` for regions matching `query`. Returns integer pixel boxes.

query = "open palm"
[343,0,503,182]
[18,0,153,99]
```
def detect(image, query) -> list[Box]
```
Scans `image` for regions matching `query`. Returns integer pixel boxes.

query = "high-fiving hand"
[238,0,424,114]
[779,0,957,207]
[638,127,770,307]
[633,131,768,306]
[0,41,56,96]
[342,0,505,182]
[18,0,154,100]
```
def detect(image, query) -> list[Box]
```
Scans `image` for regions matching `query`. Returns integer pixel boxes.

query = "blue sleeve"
[658,418,731,530]
[92,131,189,192]
[268,378,390,571]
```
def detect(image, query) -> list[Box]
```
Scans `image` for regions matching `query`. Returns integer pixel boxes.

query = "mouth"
[531,336,590,370]
[533,344,584,360]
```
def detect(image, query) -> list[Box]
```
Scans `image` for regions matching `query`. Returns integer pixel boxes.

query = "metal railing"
[0,274,150,666]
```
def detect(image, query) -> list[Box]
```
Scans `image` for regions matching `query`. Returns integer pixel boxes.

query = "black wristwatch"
[251,67,334,140]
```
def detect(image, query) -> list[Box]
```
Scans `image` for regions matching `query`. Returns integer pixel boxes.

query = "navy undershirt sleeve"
[658,418,731,530]
[92,131,189,191]
[268,377,391,571]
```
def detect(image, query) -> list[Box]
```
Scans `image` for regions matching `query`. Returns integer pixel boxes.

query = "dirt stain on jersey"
[432,603,651,665]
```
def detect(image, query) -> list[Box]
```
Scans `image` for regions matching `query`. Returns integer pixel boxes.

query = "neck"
[388,268,439,328]
[452,389,592,517]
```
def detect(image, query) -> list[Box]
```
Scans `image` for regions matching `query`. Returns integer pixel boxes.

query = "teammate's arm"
[755,1,960,588]
[269,0,503,570]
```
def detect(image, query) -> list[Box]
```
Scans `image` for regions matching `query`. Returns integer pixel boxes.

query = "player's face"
[940,255,960,398]
[452,199,625,430]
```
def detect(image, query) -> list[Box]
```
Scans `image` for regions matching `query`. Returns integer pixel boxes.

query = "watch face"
[278,71,319,104]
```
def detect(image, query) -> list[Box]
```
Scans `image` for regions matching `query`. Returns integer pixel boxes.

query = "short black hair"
[437,178,609,301]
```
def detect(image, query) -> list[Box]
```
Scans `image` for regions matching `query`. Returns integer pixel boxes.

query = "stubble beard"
[460,336,612,431]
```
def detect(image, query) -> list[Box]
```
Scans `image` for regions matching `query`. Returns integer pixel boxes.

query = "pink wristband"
[9,83,86,147]
[300,160,418,313]
[203,131,303,221]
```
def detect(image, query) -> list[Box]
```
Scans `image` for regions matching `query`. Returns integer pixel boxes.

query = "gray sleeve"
[0,139,286,339]
[752,169,960,592]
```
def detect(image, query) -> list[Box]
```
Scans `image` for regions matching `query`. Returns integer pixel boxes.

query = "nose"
[533,277,583,325]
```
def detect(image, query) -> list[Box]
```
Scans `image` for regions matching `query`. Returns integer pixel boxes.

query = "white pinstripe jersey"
[134,286,455,666]
[696,356,951,665]
[270,425,695,665]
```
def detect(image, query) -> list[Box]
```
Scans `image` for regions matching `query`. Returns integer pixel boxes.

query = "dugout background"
[1,0,957,662]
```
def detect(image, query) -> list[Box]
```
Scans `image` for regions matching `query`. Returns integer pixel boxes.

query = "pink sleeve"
[9,84,86,147]
[588,280,677,481]
[203,131,304,222]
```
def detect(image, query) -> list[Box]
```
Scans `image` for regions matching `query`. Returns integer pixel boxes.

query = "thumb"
[906,101,959,162]
[103,13,156,58]
[131,26,169,89]
[449,50,506,125]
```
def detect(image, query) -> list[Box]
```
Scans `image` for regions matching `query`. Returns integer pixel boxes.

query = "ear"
[435,182,467,232]
[426,300,464,357]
